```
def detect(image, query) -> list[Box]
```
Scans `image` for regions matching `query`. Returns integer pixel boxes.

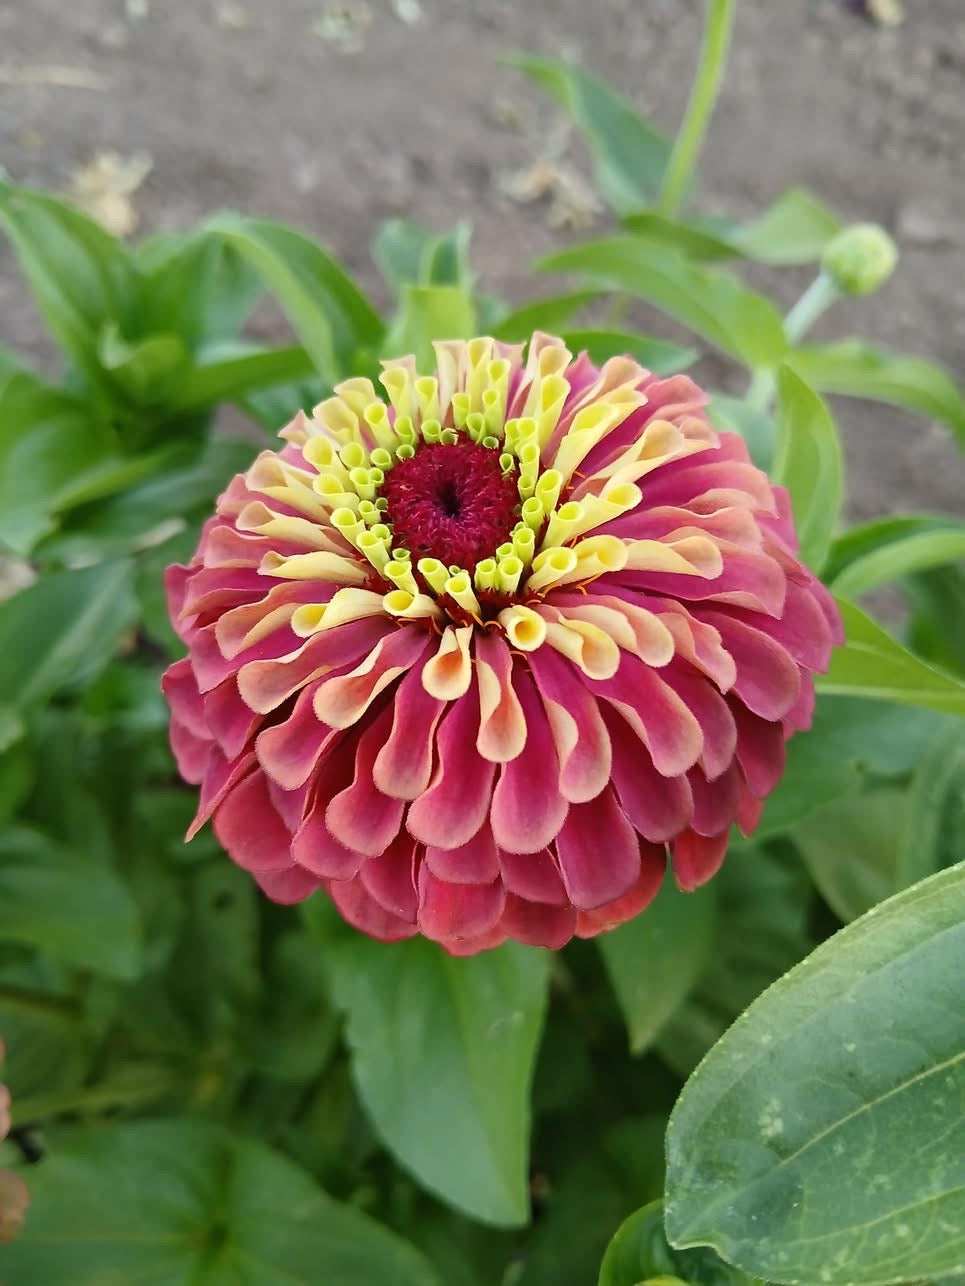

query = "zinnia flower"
[163,334,841,953]
[0,1041,29,1243]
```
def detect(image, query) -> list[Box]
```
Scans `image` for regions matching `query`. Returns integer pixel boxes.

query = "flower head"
[163,334,842,953]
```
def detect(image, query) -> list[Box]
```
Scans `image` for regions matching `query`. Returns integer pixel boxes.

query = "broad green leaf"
[324,932,550,1226]
[493,289,601,340]
[793,787,909,923]
[830,525,965,598]
[382,284,477,370]
[656,846,813,1078]
[0,1119,442,1284]
[136,230,265,347]
[0,179,136,388]
[788,340,965,443]
[373,219,473,293]
[538,238,787,368]
[598,876,716,1054]
[204,213,384,378]
[707,393,776,472]
[511,55,672,212]
[820,598,965,715]
[0,373,118,553]
[0,561,135,709]
[96,324,191,406]
[773,366,843,572]
[562,329,698,374]
[895,722,965,889]
[729,187,842,265]
[171,342,316,412]
[600,1200,755,1286]
[665,861,965,1284]
[0,827,141,979]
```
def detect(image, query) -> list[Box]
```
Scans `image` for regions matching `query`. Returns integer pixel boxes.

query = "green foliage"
[773,366,843,571]
[663,862,965,1284]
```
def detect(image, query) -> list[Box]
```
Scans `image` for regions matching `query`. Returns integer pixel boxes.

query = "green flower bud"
[821,223,898,296]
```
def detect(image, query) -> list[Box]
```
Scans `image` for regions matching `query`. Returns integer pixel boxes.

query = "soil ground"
[1,0,963,520]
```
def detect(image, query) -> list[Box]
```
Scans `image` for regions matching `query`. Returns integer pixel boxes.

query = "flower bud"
[822,223,898,296]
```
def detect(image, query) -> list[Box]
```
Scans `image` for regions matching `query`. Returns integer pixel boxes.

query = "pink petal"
[574,841,666,936]
[256,682,336,790]
[588,655,703,778]
[313,627,432,728]
[658,663,737,781]
[407,692,496,849]
[689,762,741,837]
[425,825,501,884]
[554,786,641,910]
[529,648,612,804]
[603,706,693,841]
[417,865,506,943]
[161,658,208,737]
[671,828,729,891]
[490,671,569,853]
[203,677,260,759]
[359,833,419,920]
[169,717,211,785]
[213,770,296,873]
[329,877,419,942]
[474,631,527,763]
[255,865,322,904]
[499,847,568,905]
[188,748,256,840]
[326,706,405,857]
[501,894,576,949]
[731,702,787,797]
[238,616,392,713]
[372,665,446,800]
[696,609,801,721]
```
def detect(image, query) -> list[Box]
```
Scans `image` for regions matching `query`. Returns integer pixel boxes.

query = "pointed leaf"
[562,329,698,374]
[493,290,601,340]
[665,861,965,1284]
[729,187,842,265]
[539,238,787,368]
[0,1119,442,1284]
[829,523,965,598]
[171,343,317,413]
[600,1200,756,1286]
[820,598,965,716]
[382,285,477,370]
[788,341,965,444]
[773,366,843,571]
[598,876,716,1054]
[511,55,672,212]
[323,932,550,1226]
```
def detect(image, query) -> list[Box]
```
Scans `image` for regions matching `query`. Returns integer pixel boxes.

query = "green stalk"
[658,0,737,216]
[746,272,842,410]
[13,1073,181,1126]
[0,984,78,1022]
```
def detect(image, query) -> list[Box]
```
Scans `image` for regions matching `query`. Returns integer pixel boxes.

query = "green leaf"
[324,932,550,1226]
[0,827,141,979]
[0,1119,442,1284]
[204,213,384,378]
[904,565,965,678]
[373,219,473,293]
[820,598,965,715]
[623,210,739,262]
[0,179,136,388]
[0,561,135,710]
[510,55,672,212]
[171,342,317,413]
[773,366,843,571]
[600,1200,756,1286]
[136,230,265,348]
[538,238,787,368]
[382,284,477,370]
[598,876,717,1054]
[707,393,776,472]
[562,329,698,375]
[493,289,601,340]
[96,323,191,406]
[664,861,965,1285]
[788,341,965,444]
[0,373,118,553]
[829,523,965,598]
[824,515,954,585]
[729,187,842,265]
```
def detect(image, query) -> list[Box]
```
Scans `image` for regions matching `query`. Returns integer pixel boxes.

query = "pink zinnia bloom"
[163,334,841,953]
[0,1041,29,1243]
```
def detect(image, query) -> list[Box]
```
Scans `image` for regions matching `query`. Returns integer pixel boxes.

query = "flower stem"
[13,1072,182,1126]
[658,0,737,217]
[745,272,842,411]
[0,984,77,1023]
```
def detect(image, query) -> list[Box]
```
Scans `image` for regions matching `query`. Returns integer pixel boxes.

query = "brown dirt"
[1,0,963,521]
